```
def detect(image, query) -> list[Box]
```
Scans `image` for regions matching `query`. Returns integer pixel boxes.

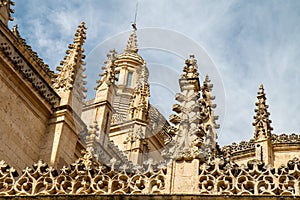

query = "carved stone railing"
[221,139,255,154]
[198,158,300,195]
[271,133,300,144]
[223,133,300,155]
[1,152,300,196]
[0,152,166,196]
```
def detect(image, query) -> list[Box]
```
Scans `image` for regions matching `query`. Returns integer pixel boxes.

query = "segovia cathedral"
[1,1,300,199]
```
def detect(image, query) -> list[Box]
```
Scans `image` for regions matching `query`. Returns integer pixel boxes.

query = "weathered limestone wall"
[81,104,95,128]
[109,127,129,152]
[229,145,300,168]
[232,153,255,166]
[273,148,300,169]
[40,108,86,169]
[166,160,200,194]
[0,61,51,171]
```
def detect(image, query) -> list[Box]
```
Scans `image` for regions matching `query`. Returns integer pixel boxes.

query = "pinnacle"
[253,84,273,140]
[181,54,199,79]
[204,75,210,82]
[96,49,118,89]
[202,75,213,92]
[53,22,87,96]
[257,84,266,100]
[259,84,264,93]
[125,29,138,53]
[73,22,87,48]
[185,54,197,66]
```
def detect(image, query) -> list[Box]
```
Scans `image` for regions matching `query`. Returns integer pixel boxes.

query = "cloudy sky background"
[11,0,300,146]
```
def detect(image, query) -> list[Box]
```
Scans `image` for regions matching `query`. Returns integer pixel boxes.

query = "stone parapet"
[1,152,300,196]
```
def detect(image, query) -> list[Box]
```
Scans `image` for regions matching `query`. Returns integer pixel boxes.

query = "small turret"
[128,64,150,122]
[85,49,118,149]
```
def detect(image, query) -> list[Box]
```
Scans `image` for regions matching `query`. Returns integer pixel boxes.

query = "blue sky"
[11,0,300,146]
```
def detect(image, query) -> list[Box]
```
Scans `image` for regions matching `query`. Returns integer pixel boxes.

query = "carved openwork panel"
[198,158,300,195]
[0,152,166,195]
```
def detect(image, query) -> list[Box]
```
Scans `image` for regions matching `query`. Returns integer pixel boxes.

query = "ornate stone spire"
[124,29,138,53]
[53,22,87,93]
[199,75,220,153]
[253,84,273,141]
[128,64,150,121]
[52,22,87,113]
[0,0,14,25]
[95,49,118,89]
[113,25,144,91]
[164,55,205,161]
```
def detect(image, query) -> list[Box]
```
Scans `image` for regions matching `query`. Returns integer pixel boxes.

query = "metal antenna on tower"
[132,0,138,30]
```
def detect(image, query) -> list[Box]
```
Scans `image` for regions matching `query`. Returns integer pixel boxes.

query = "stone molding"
[0,32,60,106]
[10,25,54,79]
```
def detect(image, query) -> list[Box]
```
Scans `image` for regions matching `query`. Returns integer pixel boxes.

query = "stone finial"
[53,22,87,99]
[253,84,273,140]
[128,64,150,121]
[181,54,199,79]
[95,49,118,89]
[125,29,138,53]
[0,0,14,25]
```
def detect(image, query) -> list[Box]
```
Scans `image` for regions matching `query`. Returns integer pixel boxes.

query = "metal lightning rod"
[132,0,138,30]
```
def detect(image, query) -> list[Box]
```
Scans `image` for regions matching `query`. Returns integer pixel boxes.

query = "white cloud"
[11,0,300,146]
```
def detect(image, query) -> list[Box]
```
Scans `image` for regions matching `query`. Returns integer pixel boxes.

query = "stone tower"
[82,27,164,165]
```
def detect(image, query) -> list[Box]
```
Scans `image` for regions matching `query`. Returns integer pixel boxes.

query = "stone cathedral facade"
[0,1,300,198]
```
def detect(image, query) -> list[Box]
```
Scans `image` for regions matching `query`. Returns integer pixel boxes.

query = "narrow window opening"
[104,112,110,134]
[115,71,120,85]
[126,71,133,88]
